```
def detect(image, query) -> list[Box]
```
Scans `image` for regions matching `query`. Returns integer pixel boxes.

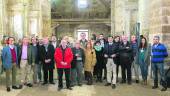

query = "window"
[30,19,38,35]
[13,14,23,39]
[78,0,88,8]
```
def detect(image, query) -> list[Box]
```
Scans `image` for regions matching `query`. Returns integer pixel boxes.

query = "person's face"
[131,35,136,41]
[99,35,104,39]
[141,38,146,44]
[122,36,128,42]
[23,38,29,45]
[96,42,100,46]
[153,37,159,44]
[108,37,113,43]
[87,43,91,49]
[43,38,49,45]
[51,36,56,42]
[75,42,80,48]
[8,38,15,45]
[61,40,67,48]
[31,37,37,44]
[81,33,86,39]
[114,37,120,42]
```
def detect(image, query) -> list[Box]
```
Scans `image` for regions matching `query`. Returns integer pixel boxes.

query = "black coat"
[39,44,55,69]
[104,42,119,58]
[119,41,133,64]
[113,41,120,65]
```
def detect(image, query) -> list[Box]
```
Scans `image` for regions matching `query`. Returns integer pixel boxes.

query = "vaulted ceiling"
[51,0,111,19]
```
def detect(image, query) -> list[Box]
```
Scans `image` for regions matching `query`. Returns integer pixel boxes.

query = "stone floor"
[1,74,170,96]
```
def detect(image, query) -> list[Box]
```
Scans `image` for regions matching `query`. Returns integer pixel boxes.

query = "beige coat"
[84,49,96,72]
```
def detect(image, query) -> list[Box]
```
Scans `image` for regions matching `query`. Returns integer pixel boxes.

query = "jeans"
[152,63,167,87]
[37,63,42,81]
[70,62,83,85]
[132,57,139,80]
[139,58,148,80]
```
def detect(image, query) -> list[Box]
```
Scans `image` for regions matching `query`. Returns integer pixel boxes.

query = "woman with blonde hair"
[84,40,96,85]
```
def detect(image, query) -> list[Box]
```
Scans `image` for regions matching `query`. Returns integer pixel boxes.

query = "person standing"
[119,36,133,85]
[138,37,150,85]
[40,37,55,85]
[18,37,33,88]
[131,35,140,83]
[2,37,21,92]
[84,40,96,85]
[113,36,121,82]
[29,37,40,84]
[71,40,85,87]
[94,41,104,82]
[151,36,168,91]
[104,36,118,89]
[54,39,73,91]
[98,34,107,80]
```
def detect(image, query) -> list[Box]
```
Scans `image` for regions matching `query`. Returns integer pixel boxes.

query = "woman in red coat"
[54,39,73,91]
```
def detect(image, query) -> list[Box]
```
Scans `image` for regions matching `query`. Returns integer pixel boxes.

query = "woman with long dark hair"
[138,37,150,85]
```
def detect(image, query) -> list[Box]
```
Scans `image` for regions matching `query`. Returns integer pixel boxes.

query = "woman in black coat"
[94,41,104,82]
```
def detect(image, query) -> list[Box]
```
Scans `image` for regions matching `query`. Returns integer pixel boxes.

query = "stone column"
[114,0,125,36]
[138,0,150,37]
[124,10,131,38]
[111,0,115,36]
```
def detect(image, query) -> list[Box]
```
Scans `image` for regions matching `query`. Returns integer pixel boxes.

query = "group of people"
[0,32,169,92]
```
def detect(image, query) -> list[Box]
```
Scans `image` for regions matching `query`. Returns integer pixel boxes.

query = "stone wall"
[149,0,170,62]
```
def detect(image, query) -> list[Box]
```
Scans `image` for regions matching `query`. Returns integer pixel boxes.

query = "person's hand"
[111,54,116,58]
[75,54,79,57]
[126,47,129,49]
[104,54,108,58]
[61,62,67,66]
[45,59,51,63]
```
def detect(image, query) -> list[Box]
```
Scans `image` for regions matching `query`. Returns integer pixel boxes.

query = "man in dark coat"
[40,37,55,85]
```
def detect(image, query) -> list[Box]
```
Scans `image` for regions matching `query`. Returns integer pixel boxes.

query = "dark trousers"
[57,68,70,88]
[85,71,93,84]
[96,62,103,80]
[43,68,54,83]
[116,63,121,80]
[121,61,132,82]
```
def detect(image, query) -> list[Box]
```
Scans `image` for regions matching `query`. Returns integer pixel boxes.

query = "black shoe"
[105,83,111,86]
[58,87,63,91]
[112,84,116,89]
[128,81,132,85]
[6,87,11,92]
[161,87,167,91]
[50,82,55,85]
[67,87,73,90]
[152,86,158,89]
[18,85,23,89]
[42,82,48,85]
[26,83,33,87]
[78,84,82,86]
[121,80,126,84]
[12,86,19,89]
[136,80,139,83]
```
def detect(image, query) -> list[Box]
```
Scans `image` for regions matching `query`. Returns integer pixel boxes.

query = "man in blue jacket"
[151,35,168,91]
[2,37,21,92]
